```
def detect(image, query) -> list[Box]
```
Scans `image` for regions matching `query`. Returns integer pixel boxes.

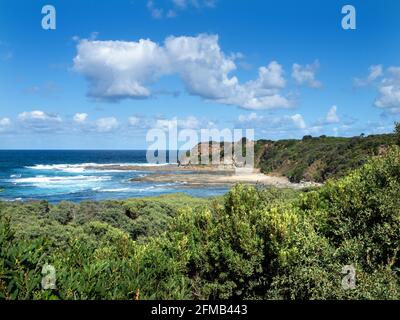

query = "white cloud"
[147,0,216,19]
[18,110,61,122]
[0,117,11,132]
[236,112,342,140]
[255,61,286,89]
[95,117,119,132]
[375,85,400,113]
[292,60,322,88]
[153,115,216,131]
[238,112,259,123]
[355,65,400,114]
[17,110,62,133]
[164,34,238,100]
[312,105,342,127]
[237,112,307,130]
[155,118,176,131]
[128,116,141,127]
[291,114,307,129]
[147,0,164,19]
[73,34,292,110]
[354,64,383,87]
[73,38,169,100]
[325,105,340,124]
[0,117,11,126]
[368,65,384,82]
[387,66,400,77]
[374,67,400,113]
[73,113,88,123]
[179,116,201,129]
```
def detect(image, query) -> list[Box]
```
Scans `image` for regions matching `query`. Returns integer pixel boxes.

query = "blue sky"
[0,0,400,149]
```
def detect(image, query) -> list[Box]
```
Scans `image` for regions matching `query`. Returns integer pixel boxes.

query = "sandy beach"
[130,171,293,187]
[90,165,319,189]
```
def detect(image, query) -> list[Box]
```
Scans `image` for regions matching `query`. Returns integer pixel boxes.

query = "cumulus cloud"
[255,61,286,89]
[0,117,11,126]
[18,110,61,122]
[73,113,88,123]
[95,117,119,133]
[312,105,342,127]
[73,38,169,100]
[292,60,322,88]
[17,110,62,133]
[291,114,307,129]
[325,105,340,124]
[0,117,11,132]
[354,65,400,114]
[73,34,292,110]
[374,67,400,113]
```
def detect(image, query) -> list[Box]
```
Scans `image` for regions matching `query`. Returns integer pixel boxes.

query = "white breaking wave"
[96,188,133,193]
[25,164,96,173]
[25,162,172,173]
[94,184,179,193]
[10,175,112,189]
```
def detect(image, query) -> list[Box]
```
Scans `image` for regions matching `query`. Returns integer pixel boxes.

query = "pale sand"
[129,168,321,189]
[84,164,321,189]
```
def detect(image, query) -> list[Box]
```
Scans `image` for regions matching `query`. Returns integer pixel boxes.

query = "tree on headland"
[395,122,400,146]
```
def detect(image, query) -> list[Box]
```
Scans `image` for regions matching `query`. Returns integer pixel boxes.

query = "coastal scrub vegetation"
[255,133,396,183]
[1,141,400,300]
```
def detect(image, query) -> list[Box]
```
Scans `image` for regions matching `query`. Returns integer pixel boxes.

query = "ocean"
[0,150,228,203]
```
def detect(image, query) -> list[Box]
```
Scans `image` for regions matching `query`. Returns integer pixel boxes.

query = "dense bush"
[256,134,396,183]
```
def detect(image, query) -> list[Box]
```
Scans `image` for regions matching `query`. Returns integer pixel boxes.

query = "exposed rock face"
[179,139,254,168]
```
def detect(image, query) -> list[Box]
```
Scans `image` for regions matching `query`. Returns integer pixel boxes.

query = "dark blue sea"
[0,150,228,203]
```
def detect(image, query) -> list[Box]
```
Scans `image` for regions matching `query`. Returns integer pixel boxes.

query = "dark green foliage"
[299,147,400,268]
[0,194,209,299]
[395,122,400,146]
[0,212,49,299]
